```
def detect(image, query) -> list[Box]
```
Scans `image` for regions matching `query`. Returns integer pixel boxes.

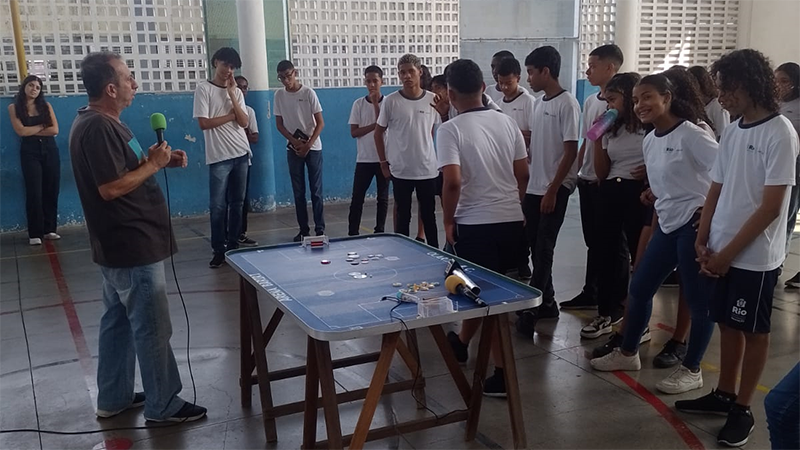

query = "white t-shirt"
[192,80,251,165]
[486,83,529,106]
[643,121,719,234]
[449,93,501,119]
[246,105,259,134]
[437,108,527,225]
[526,90,581,195]
[709,114,799,271]
[274,84,323,151]
[377,90,440,180]
[578,93,607,181]
[349,95,383,163]
[601,128,646,180]
[780,98,800,136]
[501,92,536,140]
[704,98,730,140]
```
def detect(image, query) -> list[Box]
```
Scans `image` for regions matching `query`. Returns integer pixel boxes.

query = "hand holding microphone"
[444,259,487,307]
[150,112,188,168]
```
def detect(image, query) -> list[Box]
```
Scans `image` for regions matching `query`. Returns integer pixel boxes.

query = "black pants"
[522,186,571,307]
[596,178,647,317]
[453,221,525,274]
[393,177,439,249]
[240,165,251,235]
[21,145,60,239]
[348,163,389,236]
[577,178,602,300]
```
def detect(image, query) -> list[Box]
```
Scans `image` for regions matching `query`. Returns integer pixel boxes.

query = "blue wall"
[1,81,593,232]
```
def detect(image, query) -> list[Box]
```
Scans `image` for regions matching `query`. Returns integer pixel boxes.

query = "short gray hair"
[397,54,421,69]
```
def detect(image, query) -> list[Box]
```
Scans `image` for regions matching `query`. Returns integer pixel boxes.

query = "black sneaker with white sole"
[591,328,650,359]
[447,331,468,364]
[145,402,207,423]
[717,405,755,447]
[482,369,506,398]
[209,253,225,269]
[785,271,800,289]
[238,235,258,247]
[653,339,687,368]
[581,316,613,339]
[96,392,146,418]
[675,389,736,416]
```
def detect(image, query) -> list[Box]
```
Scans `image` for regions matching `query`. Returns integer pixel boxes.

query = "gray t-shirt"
[69,107,175,268]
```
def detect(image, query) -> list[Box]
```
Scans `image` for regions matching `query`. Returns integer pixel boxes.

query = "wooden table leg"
[239,277,253,408]
[302,336,320,449]
[465,315,496,441]
[349,331,401,450]
[246,287,278,443]
[497,313,527,449]
[315,340,343,450]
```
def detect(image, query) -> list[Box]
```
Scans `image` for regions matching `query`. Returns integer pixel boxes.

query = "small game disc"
[320,260,331,264]
[392,282,402,287]
[351,261,360,265]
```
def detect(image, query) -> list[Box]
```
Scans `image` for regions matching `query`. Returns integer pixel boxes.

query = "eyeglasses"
[277,70,295,82]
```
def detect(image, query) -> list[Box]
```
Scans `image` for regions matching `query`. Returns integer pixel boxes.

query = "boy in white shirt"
[516,46,581,337]
[439,59,529,398]
[192,47,251,268]
[374,54,440,248]
[561,44,624,310]
[347,66,389,236]
[274,60,326,242]
[234,75,259,248]
[486,50,530,105]
[678,49,799,447]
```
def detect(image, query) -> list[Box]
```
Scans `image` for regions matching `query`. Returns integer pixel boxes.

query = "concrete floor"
[1,196,798,450]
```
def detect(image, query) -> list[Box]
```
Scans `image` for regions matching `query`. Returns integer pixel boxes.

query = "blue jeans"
[621,218,715,370]
[209,155,248,254]
[97,261,185,420]
[287,150,325,234]
[765,363,799,450]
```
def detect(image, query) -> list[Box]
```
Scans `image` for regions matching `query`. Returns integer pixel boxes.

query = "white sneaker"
[656,365,703,394]
[29,238,42,246]
[43,232,61,240]
[640,327,652,344]
[590,348,641,371]
[581,316,613,339]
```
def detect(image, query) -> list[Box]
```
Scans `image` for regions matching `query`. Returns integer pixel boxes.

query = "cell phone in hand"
[287,129,310,151]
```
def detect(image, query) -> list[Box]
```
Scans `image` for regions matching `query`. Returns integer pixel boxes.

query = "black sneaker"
[315,230,325,236]
[785,271,800,289]
[609,309,624,326]
[717,405,755,447]
[209,253,225,269]
[96,392,145,418]
[591,332,624,359]
[560,291,598,310]
[293,232,309,242]
[517,264,532,281]
[515,310,537,338]
[145,402,207,423]
[662,270,679,287]
[653,339,687,368]
[238,234,258,247]
[537,302,560,320]
[482,369,506,398]
[675,389,736,416]
[447,331,469,363]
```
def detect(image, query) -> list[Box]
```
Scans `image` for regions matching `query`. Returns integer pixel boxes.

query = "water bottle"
[586,109,619,141]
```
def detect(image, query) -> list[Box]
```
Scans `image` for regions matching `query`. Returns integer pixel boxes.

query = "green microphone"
[150,113,167,144]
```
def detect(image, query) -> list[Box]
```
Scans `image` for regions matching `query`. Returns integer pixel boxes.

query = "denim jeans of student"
[765,362,799,450]
[287,150,325,235]
[97,261,185,420]
[209,155,249,254]
[621,218,715,370]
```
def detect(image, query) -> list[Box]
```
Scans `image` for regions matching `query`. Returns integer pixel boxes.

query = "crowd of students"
[190,45,799,448]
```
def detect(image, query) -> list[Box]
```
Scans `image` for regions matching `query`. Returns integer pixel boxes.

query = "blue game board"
[227,234,542,340]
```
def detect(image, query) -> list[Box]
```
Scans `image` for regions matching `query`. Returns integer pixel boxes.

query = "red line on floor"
[43,241,98,400]
[656,322,676,333]
[613,371,705,450]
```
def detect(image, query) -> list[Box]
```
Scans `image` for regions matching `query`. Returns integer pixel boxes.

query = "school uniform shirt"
[377,90,440,180]
[704,98,730,140]
[578,92,607,182]
[601,128,646,180]
[274,84,323,151]
[486,83,529,106]
[708,114,799,271]
[449,93,501,119]
[526,90,581,195]
[349,95,383,163]
[192,80,251,165]
[501,91,537,142]
[437,108,527,225]
[643,120,718,234]
[245,105,259,134]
